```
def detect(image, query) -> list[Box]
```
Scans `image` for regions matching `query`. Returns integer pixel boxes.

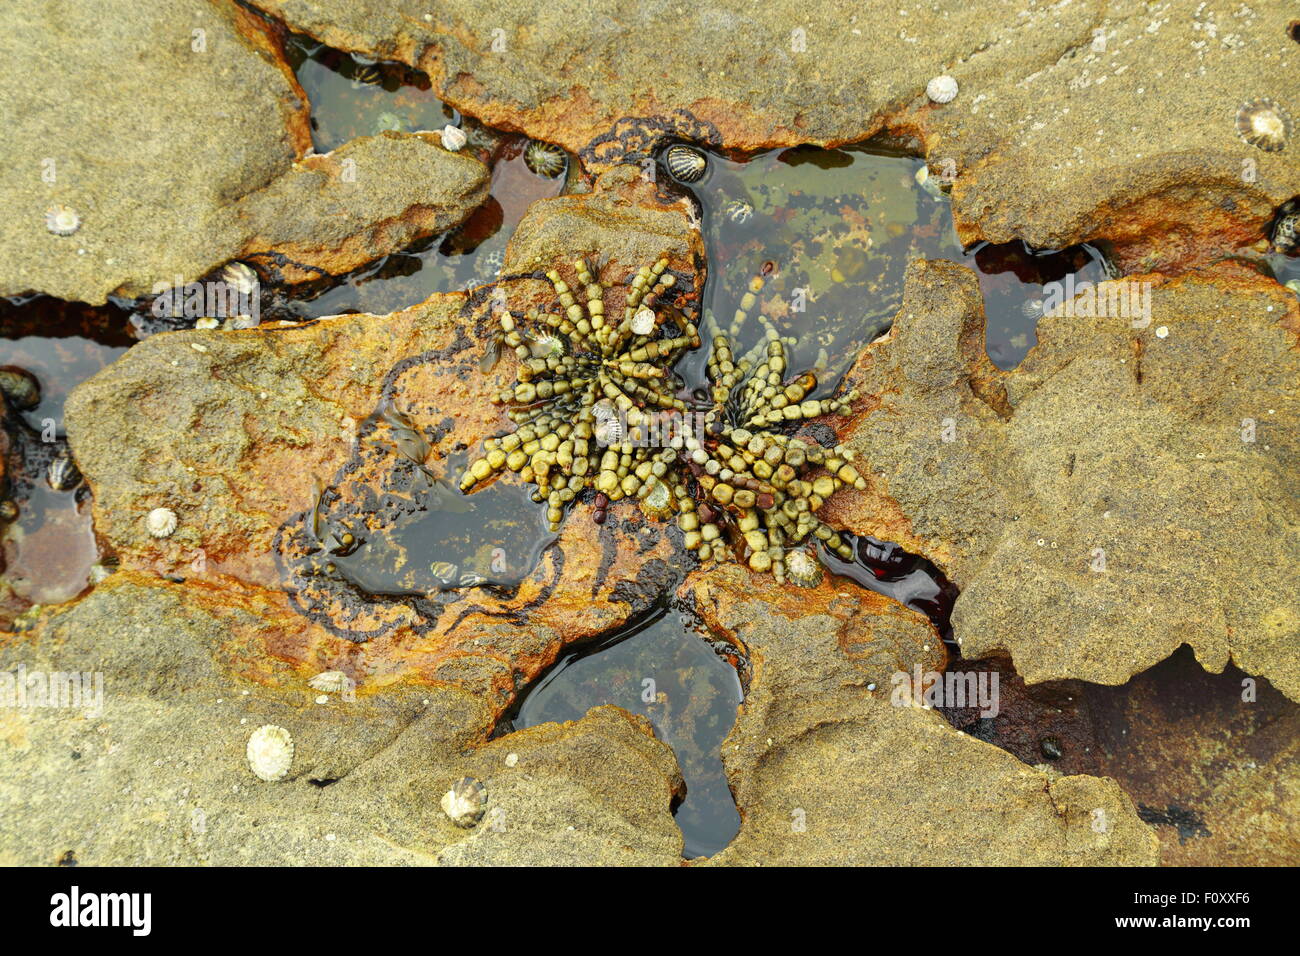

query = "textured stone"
[0,0,488,304]
[250,0,1300,270]
[827,259,1300,701]
[688,567,1158,865]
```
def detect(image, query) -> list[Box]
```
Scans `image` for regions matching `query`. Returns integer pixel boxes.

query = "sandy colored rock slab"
[62,170,703,708]
[0,0,488,304]
[0,581,683,865]
[687,567,1158,865]
[252,0,1300,268]
[826,259,1300,700]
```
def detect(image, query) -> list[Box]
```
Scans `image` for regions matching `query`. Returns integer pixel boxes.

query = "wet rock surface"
[3,0,1298,868]
[250,0,1300,268]
[688,567,1157,865]
[942,647,1300,866]
[61,168,702,708]
[0,0,488,304]
[828,259,1300,702]
[0,579,684,865]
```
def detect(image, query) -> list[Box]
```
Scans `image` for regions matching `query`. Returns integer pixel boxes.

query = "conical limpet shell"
[146,507,178,538]
[926,75,959,104]
[45,204,81,236]
[246,724,294,782]
[1236,97,1292,151]
[665,144,707,183]
[441,776,487,828]
[524,140,566,178]
[784,548,824,588]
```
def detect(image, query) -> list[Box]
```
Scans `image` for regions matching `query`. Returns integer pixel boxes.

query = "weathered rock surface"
[689,567,1158,865]
[62,167,702,708]
[0,579,684,865]
[0,0,488,304]
[827,259,1300,700]
[250,0,1300,268]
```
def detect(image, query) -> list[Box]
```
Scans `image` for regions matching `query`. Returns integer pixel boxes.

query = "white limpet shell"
[440,124,468,151]
[246,724,294,782]
[440,777,487,828]
[631,307,656,336]
[926,75,959,104]
[45,204,81,236]
[146,507,178,538]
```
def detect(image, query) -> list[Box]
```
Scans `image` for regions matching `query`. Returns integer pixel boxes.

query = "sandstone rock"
[688,566,1158,865]
[827,259,1300,701]
[62,168,702,709]
[0,580,683,865]
[0,0,488,304]
[250,0,1300,269]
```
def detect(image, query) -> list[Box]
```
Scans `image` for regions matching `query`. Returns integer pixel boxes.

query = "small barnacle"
[146,507,178,538]
[926,75,959,104]
[440,124,468,151]
[1236,97,1292,152]
[246,724,294,782]
[194,316,220,330]
[524,140,567,178]
[441,776,488,828]
[664,144,707,183]
[44,204,81,236]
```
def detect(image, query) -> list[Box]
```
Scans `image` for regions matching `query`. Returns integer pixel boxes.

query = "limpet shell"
[1236,97,1291,152]
[246,724,294,782]
[220,261,259,295]
[45,204,81,236]
[146,507,178,538]
[441,776,487,828]
[926,75,959,104]
[440,124,467,151]
[631,307,656,336]
[524,140,567,178]
[785,548,824,588]
[664,144,707,183]
[308,670,352,694]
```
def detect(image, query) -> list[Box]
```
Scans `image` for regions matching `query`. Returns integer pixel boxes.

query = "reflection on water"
[506,607,745,859]
[819,531,960,642]
[684,144,1112,385]
[284,36,457,154]
[275,32,568,320]
[327,450,556,600]
[0,297,127,625]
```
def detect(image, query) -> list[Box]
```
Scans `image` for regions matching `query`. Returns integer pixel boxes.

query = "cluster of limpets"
[460,257,865,586]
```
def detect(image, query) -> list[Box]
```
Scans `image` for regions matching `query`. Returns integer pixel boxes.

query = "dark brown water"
[504,606,745,859]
